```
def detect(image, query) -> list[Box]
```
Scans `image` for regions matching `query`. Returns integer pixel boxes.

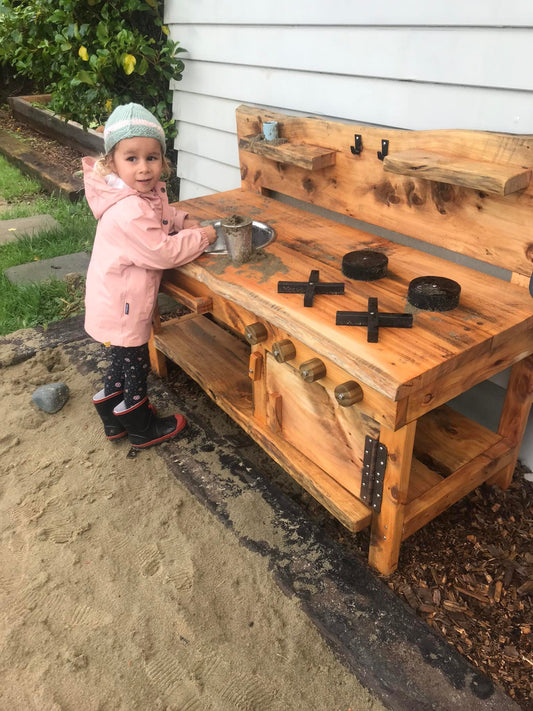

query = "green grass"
[0,156,42,201]
[0,155,95,336]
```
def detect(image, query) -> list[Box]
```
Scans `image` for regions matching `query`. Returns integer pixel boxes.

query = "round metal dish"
[203,220,276,254]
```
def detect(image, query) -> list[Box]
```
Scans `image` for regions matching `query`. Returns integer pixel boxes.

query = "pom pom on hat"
[104,103,166,154]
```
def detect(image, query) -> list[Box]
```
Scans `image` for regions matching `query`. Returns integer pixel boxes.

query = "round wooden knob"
[272,339,296,363]
[244,322,268,344]
[299,358,326,382]
[334,381,363,407]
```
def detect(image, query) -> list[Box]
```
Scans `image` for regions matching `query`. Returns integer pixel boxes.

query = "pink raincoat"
[83,156,209,347]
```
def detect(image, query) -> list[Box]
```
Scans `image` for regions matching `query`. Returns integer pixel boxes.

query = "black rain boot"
[113,396,186,449]
[92,390,128,441]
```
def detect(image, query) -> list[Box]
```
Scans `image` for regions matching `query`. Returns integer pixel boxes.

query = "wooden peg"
[299,358,326,383]
[244,322,268,345]
[334,380,364,407]
[271,339,296,363]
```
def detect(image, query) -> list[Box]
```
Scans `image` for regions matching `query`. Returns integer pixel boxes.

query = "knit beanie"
[103,103,166,154]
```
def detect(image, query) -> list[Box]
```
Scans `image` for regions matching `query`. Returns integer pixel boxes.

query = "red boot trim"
[93,390,123,404]
[106,431,128,441]
[113,396,148,416]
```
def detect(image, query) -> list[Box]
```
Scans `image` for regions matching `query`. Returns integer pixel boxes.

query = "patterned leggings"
[103,344,150,408]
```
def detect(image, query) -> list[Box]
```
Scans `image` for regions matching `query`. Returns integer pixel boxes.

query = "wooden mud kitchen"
[149,106,533,575]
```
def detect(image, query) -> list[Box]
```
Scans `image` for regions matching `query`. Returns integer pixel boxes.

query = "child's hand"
[203,225,218,244]
[183,217,201,229]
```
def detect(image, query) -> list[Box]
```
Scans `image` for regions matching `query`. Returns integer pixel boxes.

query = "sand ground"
[0,332,385,711]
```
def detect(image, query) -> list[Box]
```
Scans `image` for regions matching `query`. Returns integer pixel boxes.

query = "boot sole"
[130,415,187,449]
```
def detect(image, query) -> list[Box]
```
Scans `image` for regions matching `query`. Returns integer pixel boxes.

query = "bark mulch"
[385,470,532,708]
[3,108,532,709]
[290,462,532,710]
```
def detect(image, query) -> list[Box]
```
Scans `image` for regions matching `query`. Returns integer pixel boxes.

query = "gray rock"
[31,382,70,413]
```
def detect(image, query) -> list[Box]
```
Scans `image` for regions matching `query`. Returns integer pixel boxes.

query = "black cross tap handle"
[336,297,413,342]
[278,269,345,307]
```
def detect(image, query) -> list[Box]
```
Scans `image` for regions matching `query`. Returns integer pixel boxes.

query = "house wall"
[165,1,533,469]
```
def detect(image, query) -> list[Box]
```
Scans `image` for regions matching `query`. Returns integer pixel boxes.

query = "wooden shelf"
[383,149,531,195]
[239,135,336,171]
[405,405,510,538]
[153,313,372,532]
[154,314,253,422]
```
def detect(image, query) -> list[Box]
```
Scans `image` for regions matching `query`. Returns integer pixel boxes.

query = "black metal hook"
[377,139,389,161]
[350,134,363,155]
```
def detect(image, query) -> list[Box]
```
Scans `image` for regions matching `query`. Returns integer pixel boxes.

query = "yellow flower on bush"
[105,99,113,113]
[123,54,136,75]
[78,46,89,61]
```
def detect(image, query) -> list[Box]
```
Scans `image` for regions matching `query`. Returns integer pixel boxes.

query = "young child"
[83,103,217,448]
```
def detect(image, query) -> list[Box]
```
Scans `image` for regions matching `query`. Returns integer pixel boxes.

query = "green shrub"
[0,0,185,144]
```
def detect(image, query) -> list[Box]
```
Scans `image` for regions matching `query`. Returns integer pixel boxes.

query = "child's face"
[110,136,163,193]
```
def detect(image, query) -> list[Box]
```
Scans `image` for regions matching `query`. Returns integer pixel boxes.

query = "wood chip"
[517,579,533,596]
[443,600,468,613]
[455,587,490,604]
[494,580,503,603]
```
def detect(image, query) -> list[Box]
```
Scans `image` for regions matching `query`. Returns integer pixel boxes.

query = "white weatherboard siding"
[166,4,533,469]
[175,62,533,133]
[173,26,533,91]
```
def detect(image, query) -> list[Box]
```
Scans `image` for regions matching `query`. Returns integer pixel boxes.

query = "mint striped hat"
[104,103,166,154]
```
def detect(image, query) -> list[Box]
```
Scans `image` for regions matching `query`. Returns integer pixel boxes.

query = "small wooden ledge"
[160,281,213,314]
[239,135,336,171]
[383,149,531,195]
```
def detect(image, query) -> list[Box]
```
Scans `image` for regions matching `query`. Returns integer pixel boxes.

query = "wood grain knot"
[302,177,314,193]
[374,180,401,206]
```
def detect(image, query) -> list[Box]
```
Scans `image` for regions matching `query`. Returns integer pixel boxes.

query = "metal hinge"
[360,435,388,513]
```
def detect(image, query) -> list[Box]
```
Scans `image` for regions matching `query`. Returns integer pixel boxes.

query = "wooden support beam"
[403,438,514,540]
[489,354,533,489]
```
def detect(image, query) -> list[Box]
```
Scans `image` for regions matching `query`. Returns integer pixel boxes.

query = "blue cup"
[262,121,278,141]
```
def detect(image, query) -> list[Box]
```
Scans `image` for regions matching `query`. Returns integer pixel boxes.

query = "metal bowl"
[203,219,276,254]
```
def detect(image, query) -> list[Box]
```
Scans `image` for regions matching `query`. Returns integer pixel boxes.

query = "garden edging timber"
[8,94,104,156]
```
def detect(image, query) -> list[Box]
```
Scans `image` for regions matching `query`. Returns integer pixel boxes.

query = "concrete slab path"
[0,214,60,245]
[4,251,90,285]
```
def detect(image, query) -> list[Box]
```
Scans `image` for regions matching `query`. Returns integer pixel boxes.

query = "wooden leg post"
[489,355,533,489]
[368,420,416,576]
[148,302,167,377]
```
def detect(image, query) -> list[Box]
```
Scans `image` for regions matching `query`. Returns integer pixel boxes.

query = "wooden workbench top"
[171,188,533,402]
